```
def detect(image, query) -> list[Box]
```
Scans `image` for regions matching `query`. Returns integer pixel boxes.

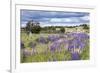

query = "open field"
[21,26,89,63]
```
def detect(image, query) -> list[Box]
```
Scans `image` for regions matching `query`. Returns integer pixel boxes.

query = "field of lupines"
[21,31,89,63]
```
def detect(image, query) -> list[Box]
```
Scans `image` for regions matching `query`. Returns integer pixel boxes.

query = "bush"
[60,27,65,33]
[31,25,41,33]
[26,20,41,34]
[80,24,89,29]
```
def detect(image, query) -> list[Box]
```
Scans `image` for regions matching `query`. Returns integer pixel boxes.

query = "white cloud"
[80,16,89,21]
[50,18,63,22]
[68,17,80,22]
[49,17,80,23]
[21,21,27,27]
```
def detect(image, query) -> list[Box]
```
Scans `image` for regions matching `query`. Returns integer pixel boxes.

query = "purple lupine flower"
[78,33,89,39]
[67,33,89,41]
[67,38,86,53]
[21,41,25,49]
[74,37,86,50]
[63,40,68,44]
[22,49,32,57]
[38,37,48,44]
[78,41,85,50]
[28,42,36,49]
[71,52,80,60]
[67,40,74,51]
[48,35,60,42]
[50,42,59,52]
[49,40,62,53]
[73,33,89,41]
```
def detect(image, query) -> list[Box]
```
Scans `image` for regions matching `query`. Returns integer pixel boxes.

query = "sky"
[20,10,90,27]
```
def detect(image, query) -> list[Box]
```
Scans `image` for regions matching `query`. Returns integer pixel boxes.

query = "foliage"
[26,20,41,34]
[80,24,89,29]
[21,20,89,62]
[60,27,65,33]
[21,32,89,63]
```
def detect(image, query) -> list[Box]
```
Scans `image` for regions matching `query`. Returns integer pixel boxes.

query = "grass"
[21,51,71,63]
[21,31,89,63]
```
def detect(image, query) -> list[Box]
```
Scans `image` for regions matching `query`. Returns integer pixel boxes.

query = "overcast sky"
[20,10,90,27]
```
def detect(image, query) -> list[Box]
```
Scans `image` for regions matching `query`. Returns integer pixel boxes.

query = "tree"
[31,25,41,33]
[80,24,89,29]
[26,20,41,34]
[26,20,33,34]
[60,27,65,33]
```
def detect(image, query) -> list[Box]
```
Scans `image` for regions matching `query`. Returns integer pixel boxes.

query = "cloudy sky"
[20,10,90,27]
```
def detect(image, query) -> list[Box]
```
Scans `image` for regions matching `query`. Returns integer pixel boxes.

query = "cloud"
[21,21,27,27]
[49,18,75,23]
[21,10,89,19]
[49,16,89,23]
[21,10,89,27]
[80,15,89,21]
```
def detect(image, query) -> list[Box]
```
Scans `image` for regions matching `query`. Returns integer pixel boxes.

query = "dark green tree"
[31,25,41,33]
[80,24,89,29]
[60,27,65,33]
[26,20,41,34]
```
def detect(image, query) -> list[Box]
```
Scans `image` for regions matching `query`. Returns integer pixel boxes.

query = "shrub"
[60,27,65,33]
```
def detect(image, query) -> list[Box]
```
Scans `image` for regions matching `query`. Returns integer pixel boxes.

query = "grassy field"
[21,27,89,63]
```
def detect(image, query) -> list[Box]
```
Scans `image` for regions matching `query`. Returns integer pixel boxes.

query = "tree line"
[21,20,89,34]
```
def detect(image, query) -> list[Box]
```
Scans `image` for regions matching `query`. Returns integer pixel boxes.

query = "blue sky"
[20,10,90,27]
